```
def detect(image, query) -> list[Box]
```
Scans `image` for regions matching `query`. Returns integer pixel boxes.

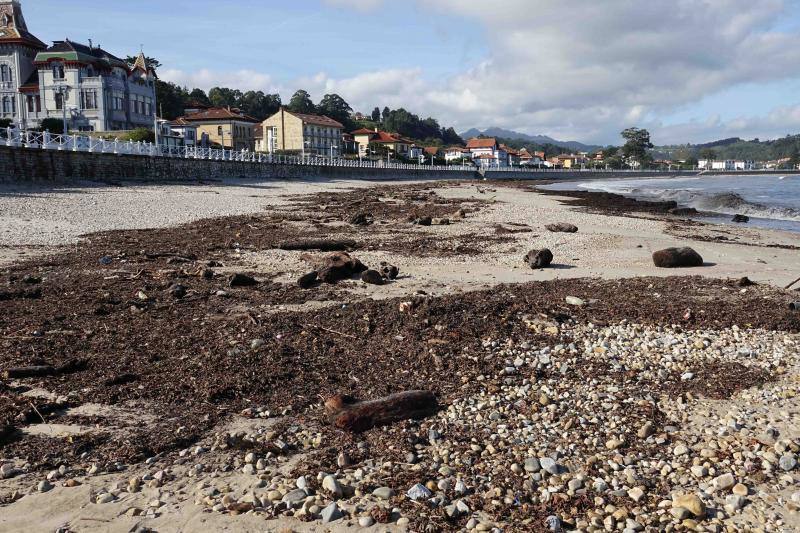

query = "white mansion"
[0,0,156,132]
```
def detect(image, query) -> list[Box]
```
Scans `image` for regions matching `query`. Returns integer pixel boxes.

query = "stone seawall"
[0,146,478,183]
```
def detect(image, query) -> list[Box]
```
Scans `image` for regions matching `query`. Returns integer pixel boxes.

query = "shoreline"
[1,179,800,532]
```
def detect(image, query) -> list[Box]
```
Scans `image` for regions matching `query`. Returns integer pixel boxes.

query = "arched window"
[0,63,12,83]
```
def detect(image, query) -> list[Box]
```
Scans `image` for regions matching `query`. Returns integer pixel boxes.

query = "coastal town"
[2,1,799,172]
[2,2,800,533]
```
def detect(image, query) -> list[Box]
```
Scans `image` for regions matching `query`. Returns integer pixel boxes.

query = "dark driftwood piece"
[278,239,358,252]
[2,358,86,380]
[325,390,438,432]
[3,365,56,379]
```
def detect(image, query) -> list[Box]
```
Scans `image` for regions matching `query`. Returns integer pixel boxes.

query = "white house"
[168,116,197,147]
[444,146,471,163]
[698,159,755,171]
[466,137,508,167]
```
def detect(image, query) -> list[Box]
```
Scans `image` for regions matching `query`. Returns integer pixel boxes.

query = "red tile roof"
[180,107,259,123]
[284,111,343,129]
[466,138,497,149]
[352,128,377,135]
[424,147,439,155]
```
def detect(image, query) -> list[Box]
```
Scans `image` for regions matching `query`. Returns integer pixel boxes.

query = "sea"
[540,174,800,233]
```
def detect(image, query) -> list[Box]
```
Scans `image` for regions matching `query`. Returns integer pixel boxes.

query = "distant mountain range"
[460,127,601,152]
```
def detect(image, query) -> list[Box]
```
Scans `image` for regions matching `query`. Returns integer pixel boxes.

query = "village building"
[519,148,545,166]
[0,0,156,132]
[167,116,197,148]
[444,146,471,163]
[262,108,343,156]
[466,137,509,167]
[351,127,413,159]
[178,107,258,150]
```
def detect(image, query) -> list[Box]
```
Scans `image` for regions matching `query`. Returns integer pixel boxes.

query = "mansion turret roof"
[0,0,46,49]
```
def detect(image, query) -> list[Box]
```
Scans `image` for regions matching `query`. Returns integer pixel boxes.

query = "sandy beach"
[1,177,799,532]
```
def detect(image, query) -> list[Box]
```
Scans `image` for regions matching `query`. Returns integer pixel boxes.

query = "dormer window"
[52,63,65,80]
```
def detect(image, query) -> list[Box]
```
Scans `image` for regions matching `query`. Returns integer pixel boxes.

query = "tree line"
[155,79,463,146]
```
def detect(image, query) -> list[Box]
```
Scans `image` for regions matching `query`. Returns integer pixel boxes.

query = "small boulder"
[316,252,368,284]
[229,273,259,287]
[413,216,433,226]
[545,223,578,233]
[167,284,187,299]
[361,270,384,285]
[349,212,373,226]
[380,262,400,280]
[652,247,703,268]
[732,214,750,223]
[524,248,554,269]
[297,272,318,289]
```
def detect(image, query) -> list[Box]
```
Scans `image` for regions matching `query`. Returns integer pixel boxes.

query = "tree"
[620,127,653,167]
[39,118,64,134]
[208,87,242,108]
[789,147,800,169]
[156,80,188,119]
[317,93,353,129]
[188,88,211,105]
[239,90,281,120]
[698,148,717,161]
[441,127,463,146]
[287,90,315,114]
[371,107,381,122]
[125,128,155,143]
[382,106,390,124]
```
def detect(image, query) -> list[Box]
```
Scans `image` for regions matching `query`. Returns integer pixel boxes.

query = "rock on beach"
[652,247,704,268]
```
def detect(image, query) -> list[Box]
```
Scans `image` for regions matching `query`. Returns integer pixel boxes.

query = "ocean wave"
[655,189,799,221]
[578,182,800,222]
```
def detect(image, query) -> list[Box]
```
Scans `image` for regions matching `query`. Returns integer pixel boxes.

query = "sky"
[20,0,800,146]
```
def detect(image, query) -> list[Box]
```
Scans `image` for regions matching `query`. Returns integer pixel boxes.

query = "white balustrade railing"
[1,127,479,172]
[4,127,787,174]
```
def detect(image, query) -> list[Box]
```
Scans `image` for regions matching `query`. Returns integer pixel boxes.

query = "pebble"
[713,473,735,491]
[37,480,53,493]
[672,494,706,518]
[539,457,559,475]
[322,475,343,498]
[779,453,797,471]
[373,486,394,500]
[406,483,432,501]
[320,502,342,523]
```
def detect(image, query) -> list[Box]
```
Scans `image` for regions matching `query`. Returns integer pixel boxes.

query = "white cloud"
[164,0,800,144]
[652,104,800,145]
[160,68,277,93]
[321,0,384,11]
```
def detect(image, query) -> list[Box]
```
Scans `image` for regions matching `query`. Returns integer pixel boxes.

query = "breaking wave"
[578,183,800,222]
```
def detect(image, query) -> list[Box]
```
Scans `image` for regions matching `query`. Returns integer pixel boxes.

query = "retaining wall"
[0,145,478,183]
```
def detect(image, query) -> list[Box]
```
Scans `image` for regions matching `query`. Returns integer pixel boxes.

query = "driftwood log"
[325,390,438,432]
[2,358,86,380]
[278,239,358,252]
